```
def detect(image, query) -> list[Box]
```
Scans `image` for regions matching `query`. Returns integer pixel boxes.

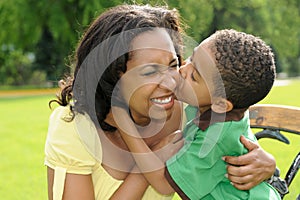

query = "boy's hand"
[223,135,276,190]
[151,130,184,162]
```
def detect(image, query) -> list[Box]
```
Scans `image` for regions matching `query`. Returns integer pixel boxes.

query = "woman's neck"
[104,109,166,145]
[105,109,151,128]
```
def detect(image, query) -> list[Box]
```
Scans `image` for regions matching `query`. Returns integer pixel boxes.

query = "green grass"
[0,79,299,200]
[0,95,54,199]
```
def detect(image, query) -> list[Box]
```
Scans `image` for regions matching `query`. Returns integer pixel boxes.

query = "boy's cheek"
[174,74,185,96]
[175,81,199,106]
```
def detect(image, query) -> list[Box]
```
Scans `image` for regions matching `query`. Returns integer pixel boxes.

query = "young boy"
[164,29,280,199]
[113,29,280,199]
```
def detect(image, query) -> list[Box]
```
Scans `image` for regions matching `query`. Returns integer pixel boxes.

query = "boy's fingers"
[171,130,183,143]
[173,139,184,153]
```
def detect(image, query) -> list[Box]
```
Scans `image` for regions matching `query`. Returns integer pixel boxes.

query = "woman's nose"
[159,70,177,91]
[179,61,193,79]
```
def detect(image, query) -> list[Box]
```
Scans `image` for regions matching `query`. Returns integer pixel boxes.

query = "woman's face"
[119,29,179,126]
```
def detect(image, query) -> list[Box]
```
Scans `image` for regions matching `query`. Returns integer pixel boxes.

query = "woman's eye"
[140,65,159,76]
[142,71,157,76]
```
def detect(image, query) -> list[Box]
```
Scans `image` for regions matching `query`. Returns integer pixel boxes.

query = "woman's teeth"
[151,96,172,104]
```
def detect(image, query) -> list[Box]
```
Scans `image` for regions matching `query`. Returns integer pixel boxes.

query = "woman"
[45,4,276,200]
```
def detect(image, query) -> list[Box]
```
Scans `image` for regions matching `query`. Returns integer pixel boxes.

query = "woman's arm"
[118,128,180,195]
[47,167,95,200]
[223,135,276,190]
[112,106,183,195]
[113,106,276,193]
[110,167,149,200]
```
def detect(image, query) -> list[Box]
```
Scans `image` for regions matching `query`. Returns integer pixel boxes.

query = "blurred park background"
[0,0,299,199]
[0,0,299,87]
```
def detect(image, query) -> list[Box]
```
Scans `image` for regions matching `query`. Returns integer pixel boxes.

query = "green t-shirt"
[166,105,280,200]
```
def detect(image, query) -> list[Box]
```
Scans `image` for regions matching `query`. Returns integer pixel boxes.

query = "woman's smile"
[150,94,174,109]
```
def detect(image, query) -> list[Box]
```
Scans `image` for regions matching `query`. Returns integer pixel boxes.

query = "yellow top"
[45,106,173,200]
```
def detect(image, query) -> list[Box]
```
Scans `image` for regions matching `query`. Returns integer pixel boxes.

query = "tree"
[0,49,34,85]
[0,0,299,85]
[172,0,300,75]
[0,0,122,82]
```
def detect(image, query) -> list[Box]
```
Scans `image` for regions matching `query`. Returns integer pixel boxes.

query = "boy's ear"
[211,98,233,113]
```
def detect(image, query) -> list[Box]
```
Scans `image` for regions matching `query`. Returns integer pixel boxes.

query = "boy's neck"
[195,107,248,131]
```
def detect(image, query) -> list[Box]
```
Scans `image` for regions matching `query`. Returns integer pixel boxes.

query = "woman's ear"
[211,98,233,113]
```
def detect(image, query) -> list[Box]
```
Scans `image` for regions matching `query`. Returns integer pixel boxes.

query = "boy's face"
[177,39,218,107]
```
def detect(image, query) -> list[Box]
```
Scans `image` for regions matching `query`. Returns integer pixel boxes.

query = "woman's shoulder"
[48,106,99,141]
[47,106,78,139]
[45,106,102,170]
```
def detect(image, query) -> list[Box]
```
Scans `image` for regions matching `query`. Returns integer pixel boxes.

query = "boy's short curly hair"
[210,29,276,109]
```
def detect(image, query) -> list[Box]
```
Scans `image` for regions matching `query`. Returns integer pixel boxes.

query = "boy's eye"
[191,69,200,81]
[191,71,196,81]
[170,63,179,68]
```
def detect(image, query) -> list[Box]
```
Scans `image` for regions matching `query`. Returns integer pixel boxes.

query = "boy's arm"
[112,106,183,195]
[110,166,149,200]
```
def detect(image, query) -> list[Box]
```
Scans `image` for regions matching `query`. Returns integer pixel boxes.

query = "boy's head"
[178,29,276,113]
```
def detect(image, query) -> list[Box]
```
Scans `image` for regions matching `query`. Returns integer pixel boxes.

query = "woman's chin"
[148,105,174,122]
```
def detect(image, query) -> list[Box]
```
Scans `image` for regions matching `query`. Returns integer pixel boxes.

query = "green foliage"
[0,47,48,86]
[0,0,299,84]
[0,49,31,85]
[0,0,124,82]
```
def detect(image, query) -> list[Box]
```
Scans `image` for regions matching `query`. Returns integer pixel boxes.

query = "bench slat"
[249,104,300,134]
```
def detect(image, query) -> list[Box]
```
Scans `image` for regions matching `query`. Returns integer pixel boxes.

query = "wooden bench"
[249,104,300,199]
[249,104,300,135]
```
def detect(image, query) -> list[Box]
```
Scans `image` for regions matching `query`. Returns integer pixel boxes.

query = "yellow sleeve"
[44,106,102,200]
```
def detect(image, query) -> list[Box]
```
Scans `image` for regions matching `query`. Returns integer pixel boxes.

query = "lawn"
[0,79,299,200]
[0,94,54,199]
